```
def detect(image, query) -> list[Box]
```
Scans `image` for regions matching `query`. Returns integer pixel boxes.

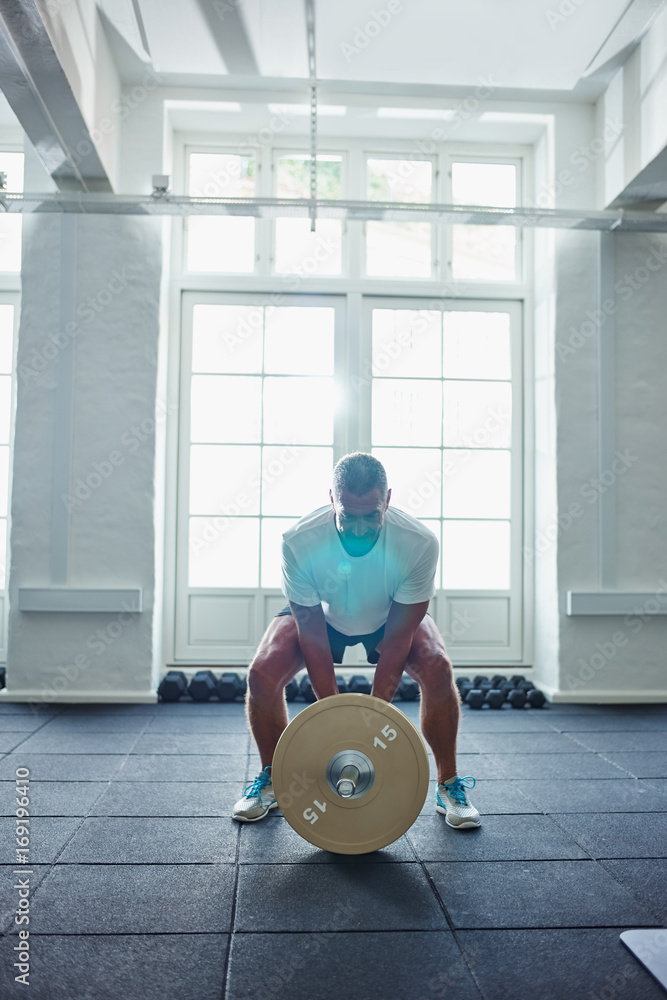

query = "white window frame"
[0,290,20,664]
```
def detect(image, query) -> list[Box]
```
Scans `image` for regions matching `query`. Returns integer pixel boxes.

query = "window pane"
[367,159,432,203]
[276,154,341,199]
[418,518,441,589]
[452,163,516,208]
[442,520,510,589]
[192,304,263,374]
[0,375,11,444]
[372,309,441,378]
[264,307,334,375]
[443,312,511,379]
[373,448,441,518]
[263,377,334,444]
[372,379,442,447]
[190,375,261,443]
[186,217,255,273]
[261,516,299,588]
[261,446,333,516]
[452,225,516,281]
[0,304,14,373]
[0,446,8,517]
[451,162,517,281]
[0,152,23,272]
[188,516,259,587]
[366,221,431,278]
[274,218,342,275]
[443,450,511,518]
[189,153,255,198]
[443,382,512,449]
[189,445,261,516]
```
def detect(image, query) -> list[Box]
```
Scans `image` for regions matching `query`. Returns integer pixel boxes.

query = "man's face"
[329,486,391,556]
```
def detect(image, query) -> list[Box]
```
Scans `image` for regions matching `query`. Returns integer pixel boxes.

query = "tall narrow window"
[0,152,24,272]
[366,158,432,278]
[186,301,336,592]
[274,153,343,275]
[186,152,256,272]
[451,161,518,281]
[0,303,13,589]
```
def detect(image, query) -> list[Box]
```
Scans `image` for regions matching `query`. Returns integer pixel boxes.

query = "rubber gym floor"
[0,697,666,1000]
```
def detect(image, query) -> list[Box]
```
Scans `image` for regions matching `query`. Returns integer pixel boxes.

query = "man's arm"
[288,601,339,700]
[371,599,429,702]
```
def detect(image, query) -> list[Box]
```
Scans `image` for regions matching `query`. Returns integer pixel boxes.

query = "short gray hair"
[332,453,388,502]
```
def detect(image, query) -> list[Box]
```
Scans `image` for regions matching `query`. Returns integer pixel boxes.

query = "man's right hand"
[289,601,339,699]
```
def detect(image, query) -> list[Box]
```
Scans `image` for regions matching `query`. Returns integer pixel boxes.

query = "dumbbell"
[0,666,5,689]
[157,670,188,702]
[336,674,348,694]
[216,672,247,702]
[188,670,218,702]
[466,688,485,709]
[484,689,504,709]
[299,675,317,703]
[490,675,506,689]
[272,692,429,853]
[508,688,527,709]
[510,675,525,686]
[348,675,372,695]
[284,678,299,701]
[526,689,547,708]
[397,675,420,701]
[473,675,490,687]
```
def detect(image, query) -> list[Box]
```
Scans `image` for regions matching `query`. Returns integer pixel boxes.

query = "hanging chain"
[305,0,317,232]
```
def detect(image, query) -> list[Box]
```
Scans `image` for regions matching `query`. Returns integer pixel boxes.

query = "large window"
[171,139,528,666]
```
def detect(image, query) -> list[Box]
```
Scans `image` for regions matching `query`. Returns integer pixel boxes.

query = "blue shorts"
[275,604,385,664]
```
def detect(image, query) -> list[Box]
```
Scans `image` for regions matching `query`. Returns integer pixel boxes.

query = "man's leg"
[402,616,461,784]
[246,615,304,768]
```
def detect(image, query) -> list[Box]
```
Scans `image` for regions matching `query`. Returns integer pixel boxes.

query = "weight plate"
[272,693,430,854]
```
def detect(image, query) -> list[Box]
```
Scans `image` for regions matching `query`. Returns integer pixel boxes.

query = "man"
[232,452,480,831]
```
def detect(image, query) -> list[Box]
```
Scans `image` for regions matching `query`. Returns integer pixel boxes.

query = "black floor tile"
[408,814,587,862]
[132,733,249,755]
[116,753,247,782]
[8,863,236,934]
[90,781,242,816]
[0,735,28,753]
[57,816,238,863]
[0,933,228,1000]
[0,816,83,863]
[0,754,127,781]
[601,752,667,778]
[459,713,557,733]
[144,716,250,733]
[425,860,658,928]
[0,717,52,733]
[491,751,628,779]
[465,732,584,754]
[452,754,507,780]
[554,812,667,858]
[36,715,151,733]
[550,716,667,732]
[572,732,667,753]
[457,927,666,1000]
[235,862,448,931]
[599,859,667,922]
[428,779,538,816]
[515,778,667,813]
[227,931,481,1000]
[0,866,52,932]
[238,816,416,864]
[0,781,108,816]
[13,732,141,755]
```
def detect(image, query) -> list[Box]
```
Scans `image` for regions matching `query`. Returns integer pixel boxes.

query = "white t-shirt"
[281,505,439,635]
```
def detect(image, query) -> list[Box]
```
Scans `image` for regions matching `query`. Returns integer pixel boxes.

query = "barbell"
[271,693,430,854]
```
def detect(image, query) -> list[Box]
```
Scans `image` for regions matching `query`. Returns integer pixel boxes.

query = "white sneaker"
[232,765,278,823]
[435,775,481,829]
